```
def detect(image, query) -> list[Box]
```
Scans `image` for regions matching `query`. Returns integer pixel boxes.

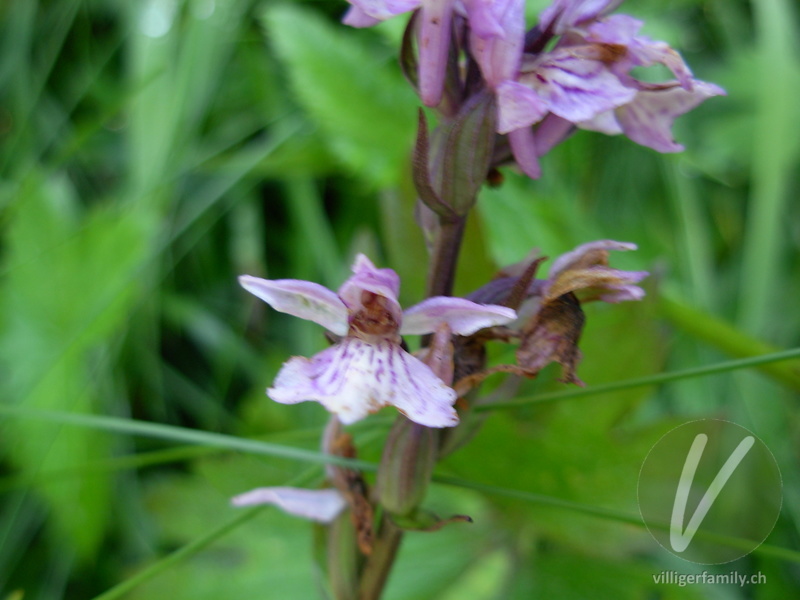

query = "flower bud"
[413,91,498,218]
[376,416,438,516]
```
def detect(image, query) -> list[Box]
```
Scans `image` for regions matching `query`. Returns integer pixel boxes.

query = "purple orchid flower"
[493,0,724,171]
[240,254,516,427]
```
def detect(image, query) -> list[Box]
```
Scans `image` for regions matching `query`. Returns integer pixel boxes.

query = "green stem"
[357,516,404,600]
[357,184,469,599]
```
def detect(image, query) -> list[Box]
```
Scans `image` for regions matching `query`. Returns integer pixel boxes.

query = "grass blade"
[478,348,800,412]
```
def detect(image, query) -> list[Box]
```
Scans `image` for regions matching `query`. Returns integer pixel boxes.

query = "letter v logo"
[639,420,781,563]
[670,433,755,552]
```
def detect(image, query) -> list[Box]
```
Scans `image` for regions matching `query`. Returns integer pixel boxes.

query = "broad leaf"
[263,5,418,187]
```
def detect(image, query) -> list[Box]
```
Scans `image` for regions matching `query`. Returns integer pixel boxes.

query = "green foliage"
[0,0,799,598]
[1,172,151,559]
[262,4,418,187]
[125,456,319,600]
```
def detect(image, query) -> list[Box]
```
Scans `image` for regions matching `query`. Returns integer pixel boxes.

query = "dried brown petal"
[516,292,586,385]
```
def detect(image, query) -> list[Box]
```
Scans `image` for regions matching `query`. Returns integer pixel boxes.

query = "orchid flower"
[240,254,516,427]
[495,0,724,170]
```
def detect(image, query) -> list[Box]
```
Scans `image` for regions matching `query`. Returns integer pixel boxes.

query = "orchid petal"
[342,5,381,27]
[525,49,637,123]
[239,276,348,335]
[497,80,548,133]
[516,292,585,385]
[599,281,648,303]
[585,14,642,44]
[469,0,525,87]
[337,254,402,315]
[539,0,622,34]
[346,0,421,20]
[402,297,517,335]
[418,0,455,106]
[388,345,460,426]
[586,16,694,90]
[545,241,647,303]
[508,126,542,179]
[576,109,623,135]
[634,41,694,90]
[548,266,649,299]
[549,240,637,279]
[268,339,459,428]
[464,0,506,39]
[615,81,726,153]
[231,487,347,523]
[533,114,577,156]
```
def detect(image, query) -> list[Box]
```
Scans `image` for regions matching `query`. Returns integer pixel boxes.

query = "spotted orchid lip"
[269,338,460,427]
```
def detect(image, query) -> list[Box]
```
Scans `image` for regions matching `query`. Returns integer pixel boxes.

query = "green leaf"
[390,508,472,532]
[121,458,318,600]
[262,4,418,187]
[1,172,151,559]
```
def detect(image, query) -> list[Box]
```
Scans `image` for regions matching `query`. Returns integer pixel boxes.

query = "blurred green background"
[1,0,799,598]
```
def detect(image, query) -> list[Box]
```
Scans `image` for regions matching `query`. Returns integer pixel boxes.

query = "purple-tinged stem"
[357,517,404,600]
[426,216,467,298]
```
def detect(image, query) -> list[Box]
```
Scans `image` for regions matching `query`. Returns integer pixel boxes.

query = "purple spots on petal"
[375,356,385,383]
[389,345,400,387]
